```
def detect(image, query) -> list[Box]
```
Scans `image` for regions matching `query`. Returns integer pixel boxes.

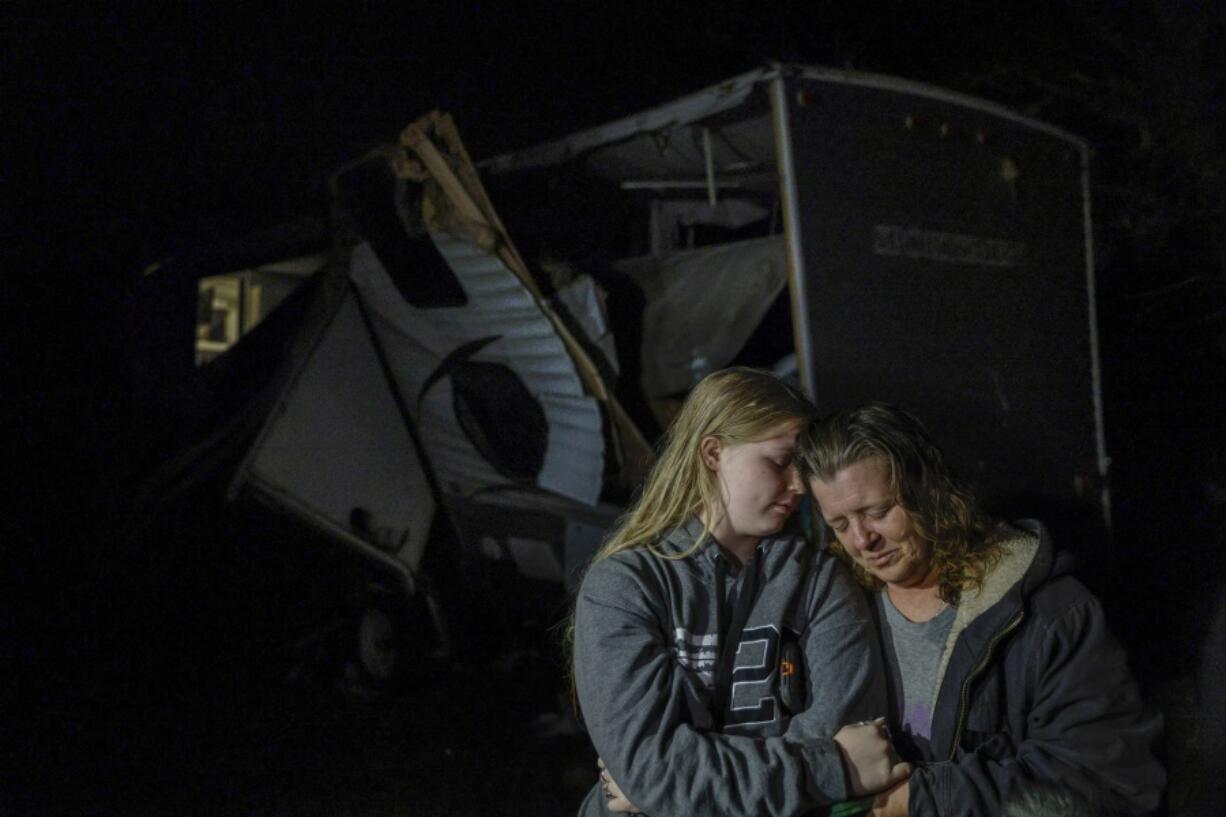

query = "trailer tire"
[355,601,410,688]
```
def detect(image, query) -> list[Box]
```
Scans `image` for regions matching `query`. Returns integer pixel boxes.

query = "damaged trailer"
[196,64,1103,682]
[476,64,1106,528]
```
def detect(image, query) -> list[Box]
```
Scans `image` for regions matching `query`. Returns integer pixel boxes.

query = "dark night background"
[6,3,1226,815]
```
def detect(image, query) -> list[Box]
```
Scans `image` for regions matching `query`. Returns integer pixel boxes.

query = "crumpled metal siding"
[348,231,604,506]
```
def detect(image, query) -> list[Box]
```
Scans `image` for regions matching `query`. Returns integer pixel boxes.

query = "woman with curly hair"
[799,403,1164,817]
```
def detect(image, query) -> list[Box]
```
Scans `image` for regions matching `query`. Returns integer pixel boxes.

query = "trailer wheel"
[356,602,407,687]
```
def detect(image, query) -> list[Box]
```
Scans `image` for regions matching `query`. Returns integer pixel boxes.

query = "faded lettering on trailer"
[872,225,1027,268]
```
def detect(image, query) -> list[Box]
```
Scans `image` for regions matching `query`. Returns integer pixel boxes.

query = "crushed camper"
[136,64,1106,684]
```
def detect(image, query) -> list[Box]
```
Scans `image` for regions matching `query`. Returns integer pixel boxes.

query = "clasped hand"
[595,720,909,815]
[832,718,912,796]
[597,757,640,814]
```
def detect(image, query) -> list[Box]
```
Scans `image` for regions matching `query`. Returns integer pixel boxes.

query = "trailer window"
[195,255,324,365]
[451,360,548,480]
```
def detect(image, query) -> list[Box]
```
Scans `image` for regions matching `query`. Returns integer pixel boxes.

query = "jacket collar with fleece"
[927,519,1071,755]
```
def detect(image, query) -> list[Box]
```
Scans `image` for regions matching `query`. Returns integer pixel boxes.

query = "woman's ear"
[699,435,722,470]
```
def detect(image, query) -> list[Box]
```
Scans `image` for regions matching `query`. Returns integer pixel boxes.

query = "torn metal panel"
[614,236,788,397]
[241,289,436,571]
[553,275,618,375]
[348,227,605,506]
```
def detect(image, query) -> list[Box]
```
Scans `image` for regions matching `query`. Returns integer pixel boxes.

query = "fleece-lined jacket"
[903,520,1165,816]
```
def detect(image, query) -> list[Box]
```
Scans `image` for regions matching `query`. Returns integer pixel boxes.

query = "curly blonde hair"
[796,403,1003,605]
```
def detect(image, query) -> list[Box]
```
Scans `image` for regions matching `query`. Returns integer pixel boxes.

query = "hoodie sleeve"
[574,555,858,817]
[907,594,1165,817]
[783,554,887,743]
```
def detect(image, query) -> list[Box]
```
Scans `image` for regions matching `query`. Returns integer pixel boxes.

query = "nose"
[847,518,879,551]
[786,466,804,494]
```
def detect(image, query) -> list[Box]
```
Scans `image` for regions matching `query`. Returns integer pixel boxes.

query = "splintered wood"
[397,111,652,485]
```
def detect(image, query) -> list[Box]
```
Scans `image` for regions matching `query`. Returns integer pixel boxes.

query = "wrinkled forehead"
[807,454,896,500]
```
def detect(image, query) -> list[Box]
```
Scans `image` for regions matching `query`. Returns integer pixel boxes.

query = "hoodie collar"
[660,517,776,567]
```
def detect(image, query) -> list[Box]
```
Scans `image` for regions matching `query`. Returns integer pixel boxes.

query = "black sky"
[8,3,1112,256]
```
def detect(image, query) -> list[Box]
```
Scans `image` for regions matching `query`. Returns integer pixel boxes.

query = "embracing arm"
[576,567,846,817]
[782,555,889,742]
[576,556,853,814]
[907,596,1165,817]
[576,555,899,817]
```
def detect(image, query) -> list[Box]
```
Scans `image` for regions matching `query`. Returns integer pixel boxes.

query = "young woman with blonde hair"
[572,368,909,817]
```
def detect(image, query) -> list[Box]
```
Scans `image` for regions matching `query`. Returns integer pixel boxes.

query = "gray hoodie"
[575,518,885,817]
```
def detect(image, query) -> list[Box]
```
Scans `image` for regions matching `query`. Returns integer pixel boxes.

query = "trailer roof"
[480,63,1087,175]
